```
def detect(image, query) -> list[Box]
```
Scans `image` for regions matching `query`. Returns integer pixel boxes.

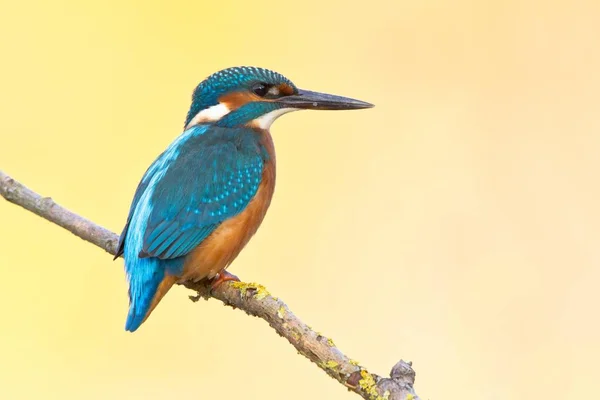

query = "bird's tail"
[125,258,178,332]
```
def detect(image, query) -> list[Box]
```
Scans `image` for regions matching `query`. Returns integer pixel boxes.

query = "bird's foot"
[210,271,240,291]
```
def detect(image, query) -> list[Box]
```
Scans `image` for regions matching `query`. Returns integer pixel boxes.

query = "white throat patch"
[253,108,299,130]
[185,103,231,129]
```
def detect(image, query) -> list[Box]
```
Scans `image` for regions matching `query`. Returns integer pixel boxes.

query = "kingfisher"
[115,66,373,332]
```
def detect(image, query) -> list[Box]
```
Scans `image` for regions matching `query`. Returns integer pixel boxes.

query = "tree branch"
[0,170,420,400]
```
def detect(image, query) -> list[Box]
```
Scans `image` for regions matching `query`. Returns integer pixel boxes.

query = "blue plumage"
[118,124,269,331]
[141,126,265,258]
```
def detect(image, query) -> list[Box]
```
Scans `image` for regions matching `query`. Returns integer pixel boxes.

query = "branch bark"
[0,170,420,400]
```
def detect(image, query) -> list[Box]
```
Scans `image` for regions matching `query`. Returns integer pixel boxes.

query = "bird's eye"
[252,83,269,97]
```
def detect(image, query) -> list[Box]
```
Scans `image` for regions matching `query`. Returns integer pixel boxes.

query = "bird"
[115,66,373,332]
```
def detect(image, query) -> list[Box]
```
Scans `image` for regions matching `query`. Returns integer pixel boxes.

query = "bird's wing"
[114,170,153,259]
[119,125,266,261]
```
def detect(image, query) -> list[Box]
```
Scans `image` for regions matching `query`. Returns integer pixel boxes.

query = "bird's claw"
[209,271,240,292]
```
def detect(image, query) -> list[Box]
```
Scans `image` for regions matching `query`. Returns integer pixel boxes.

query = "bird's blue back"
[118,124,269,331]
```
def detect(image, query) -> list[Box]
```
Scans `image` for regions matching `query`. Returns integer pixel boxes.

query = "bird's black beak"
[276,89,374,110]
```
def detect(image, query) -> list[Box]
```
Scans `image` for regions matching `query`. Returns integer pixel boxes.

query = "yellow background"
[1,1,598,399]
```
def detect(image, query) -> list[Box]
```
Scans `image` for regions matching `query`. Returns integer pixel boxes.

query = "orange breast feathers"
[181,130,276,282]
[141,166,275,324]
[142,130,276,323]
[139,130,277,327]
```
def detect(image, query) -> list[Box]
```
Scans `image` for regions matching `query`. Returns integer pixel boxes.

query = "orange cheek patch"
[278,83,295,96]
[219,91,262,110]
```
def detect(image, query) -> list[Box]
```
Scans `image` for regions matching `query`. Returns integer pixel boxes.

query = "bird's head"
[184,66,373,130]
